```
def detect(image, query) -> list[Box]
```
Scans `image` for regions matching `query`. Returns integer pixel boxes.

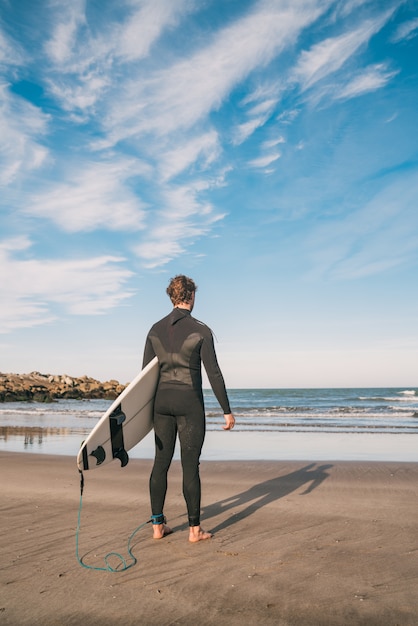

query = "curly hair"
[166,275,197,306]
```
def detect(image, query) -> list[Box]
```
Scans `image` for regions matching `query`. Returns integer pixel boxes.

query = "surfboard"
[77,357,159,471]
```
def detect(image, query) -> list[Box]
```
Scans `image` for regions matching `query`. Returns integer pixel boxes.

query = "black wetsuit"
[143,307,231,526]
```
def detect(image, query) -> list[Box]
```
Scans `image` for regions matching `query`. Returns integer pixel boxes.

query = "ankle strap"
[151,514,166,525]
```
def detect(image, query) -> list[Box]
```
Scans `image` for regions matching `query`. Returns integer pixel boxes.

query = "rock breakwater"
[0,371,127,402]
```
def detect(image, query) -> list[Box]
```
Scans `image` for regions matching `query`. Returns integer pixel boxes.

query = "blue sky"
[1,0,417,388]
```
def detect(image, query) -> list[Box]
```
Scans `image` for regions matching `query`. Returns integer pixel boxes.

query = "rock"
[0,371,127,402]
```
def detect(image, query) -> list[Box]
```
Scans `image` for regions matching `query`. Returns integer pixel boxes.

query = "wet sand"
[1,451,417,625]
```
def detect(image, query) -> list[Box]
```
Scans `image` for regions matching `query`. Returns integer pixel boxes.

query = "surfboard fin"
[109,404,129,467]
[114,448,129,467]
[109,404,126,425]
[91,445,106,465]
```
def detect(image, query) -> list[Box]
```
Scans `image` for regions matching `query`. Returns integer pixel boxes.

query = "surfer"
[143,275,235,542]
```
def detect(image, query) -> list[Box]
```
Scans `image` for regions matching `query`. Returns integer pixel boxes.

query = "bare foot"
[153,524,173,540]
[188,527,213,543]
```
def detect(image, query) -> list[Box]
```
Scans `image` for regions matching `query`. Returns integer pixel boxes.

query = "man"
[143,275,235,542]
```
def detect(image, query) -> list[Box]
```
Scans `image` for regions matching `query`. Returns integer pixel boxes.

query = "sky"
[1,0,417,389]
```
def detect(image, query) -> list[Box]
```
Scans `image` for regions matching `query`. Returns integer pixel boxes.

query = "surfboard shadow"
[201,462,333,534]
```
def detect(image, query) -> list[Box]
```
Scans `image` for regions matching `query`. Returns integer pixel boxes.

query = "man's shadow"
[195,463,333,534]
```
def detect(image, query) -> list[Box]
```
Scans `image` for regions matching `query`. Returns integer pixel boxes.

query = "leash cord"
[76,470,150,572]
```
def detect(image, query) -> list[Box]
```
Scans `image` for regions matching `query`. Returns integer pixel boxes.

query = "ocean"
[1,387,417,462]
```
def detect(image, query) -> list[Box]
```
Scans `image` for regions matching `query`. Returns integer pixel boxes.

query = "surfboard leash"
[75,469,151,572]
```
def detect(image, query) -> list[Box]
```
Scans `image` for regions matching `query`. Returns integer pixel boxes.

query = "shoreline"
[1,429,417,463]
[1,451,417,625]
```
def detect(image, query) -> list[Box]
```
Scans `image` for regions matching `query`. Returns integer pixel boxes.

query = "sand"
[1,451,417,625]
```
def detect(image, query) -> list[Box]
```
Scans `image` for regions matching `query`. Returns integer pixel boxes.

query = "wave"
[206,407,417,418]
[2,388,417,438]
[0,407,102,420]
[360,394,417,403]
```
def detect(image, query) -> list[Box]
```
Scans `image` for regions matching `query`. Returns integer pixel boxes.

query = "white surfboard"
[77,357,159,471]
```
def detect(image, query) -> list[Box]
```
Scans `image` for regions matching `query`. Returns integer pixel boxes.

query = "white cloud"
[232,117,269,145]
[232,93,279,144]
[0,25,25,67]
[391,17,418,42]
[44,0,86,64]
[336,63,399,100]
[307,60,399,107]
[248,152,281,169]
[241,82,283,107]
[0,85,49,184]
[25,159,149,232]
[246,98,278,117]
[102,0,331,144]
[0,237,135,332]
[134,239,185,268]
[44,0,193,67]
[158,131,220,182]
[332,0,374,19]
[46,73,111,117]
[116,0,194,62]
[42,0,197,117]
[292,9,396,91]
[385,112,398,124]
[133,181,226,268]
[262,136,285,149]
[277,108,300,124]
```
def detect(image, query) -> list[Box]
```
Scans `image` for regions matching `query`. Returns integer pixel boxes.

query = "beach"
[1,451,417,625]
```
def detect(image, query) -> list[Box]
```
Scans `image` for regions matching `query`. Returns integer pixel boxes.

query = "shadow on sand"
[196,462,333,534]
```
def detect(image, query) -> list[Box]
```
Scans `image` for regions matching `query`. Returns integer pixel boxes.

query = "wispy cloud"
[231,92,280,145]
[44,0,86,65]
[391,17,418,42]
[42,0,197,117]
[45,0,195,66]
[43,0,110,118]
[292,9,396,92]
[2,0,414,298]
[332,0,374,20]
[262,136,285,149]
[1,21,47,185]
[232,117,270,145]
[0,86,49,184]
[277,109,300,125]
[0,237,134,332]
[158,131,220,182]
[248,152,281,169]
[336,63,399,100]
[8,0,334,275]
[115,0,195,62]
[0,24,26,67]
[101,0,331,144]
[133,181,226,268]
[1,21,47,186]
[24,159,149,232]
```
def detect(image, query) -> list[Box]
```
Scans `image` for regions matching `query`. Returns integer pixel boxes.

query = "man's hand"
[222,413,235,430]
